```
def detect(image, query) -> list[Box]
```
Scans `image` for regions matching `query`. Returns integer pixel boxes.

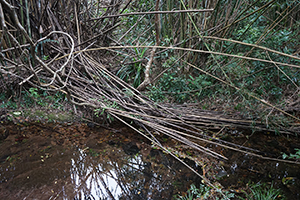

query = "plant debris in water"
[0,122,208,199]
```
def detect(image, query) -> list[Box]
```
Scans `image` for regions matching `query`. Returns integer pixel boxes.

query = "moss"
[34,110,46,117]
[13,109,75,123]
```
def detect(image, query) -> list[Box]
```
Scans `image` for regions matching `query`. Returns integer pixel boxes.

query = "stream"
[0,122,201,199]
[0,122,299,199]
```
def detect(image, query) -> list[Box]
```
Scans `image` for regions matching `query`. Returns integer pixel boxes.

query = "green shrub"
[174,184,234,200]
[282,148,300,160]
[148,72,214,103]
[239,182,284,200]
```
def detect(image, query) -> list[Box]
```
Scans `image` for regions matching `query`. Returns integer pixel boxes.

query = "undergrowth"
[143,23,300,130]
[176,182,285,200]
[238,182,285,200]
[0,87,66,110]
[174,183,234,200]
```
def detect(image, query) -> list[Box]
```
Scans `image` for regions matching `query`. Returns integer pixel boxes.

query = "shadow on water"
[1,122,300,199]
[0,122,201,200]
[218,130,300,200]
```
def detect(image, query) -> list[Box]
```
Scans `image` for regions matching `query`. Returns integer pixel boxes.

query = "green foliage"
[29,88,47,106]
[215,23,300,101]
[117,47,149,88]
[207,5,300,102]
[45,91,66,109]
[239,182,284,200]
[148,71,213,103]
[0,93,18,109]
[282,148,300,160]
[94,99,119,122]
[88,148,100,157]
[174,184,234,200]
[148,20,299,106]
[116,0,156,44]
[0,88,66,109]
[21,89,35,107]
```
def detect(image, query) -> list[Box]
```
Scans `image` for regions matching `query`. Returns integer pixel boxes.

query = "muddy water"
[218,130,300,200]
[1,122,300,199]
[0,122,201,200]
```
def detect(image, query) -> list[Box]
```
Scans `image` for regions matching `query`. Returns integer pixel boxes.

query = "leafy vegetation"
[239,182,285,200]
[0,88,66,110]
[174,184,234,200]
[117,46,149,88]
[146,17,300,105]
[1,0,299,199]
[176,182,285,200]
[282,148,300,160]
[148,71,214,103]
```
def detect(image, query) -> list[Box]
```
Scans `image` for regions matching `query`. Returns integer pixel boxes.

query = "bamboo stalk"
[88,9,214,21]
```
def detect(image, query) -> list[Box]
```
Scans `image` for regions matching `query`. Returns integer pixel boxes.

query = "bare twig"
[89,9,214,20]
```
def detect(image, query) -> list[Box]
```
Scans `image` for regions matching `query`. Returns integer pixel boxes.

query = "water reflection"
[67,145,191,200]
[0,123,200,200]
[70,149,125,199]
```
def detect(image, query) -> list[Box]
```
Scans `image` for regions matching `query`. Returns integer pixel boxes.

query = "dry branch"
[63,45,300,69]
[1,1,300,184]
[89,9,214,20]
